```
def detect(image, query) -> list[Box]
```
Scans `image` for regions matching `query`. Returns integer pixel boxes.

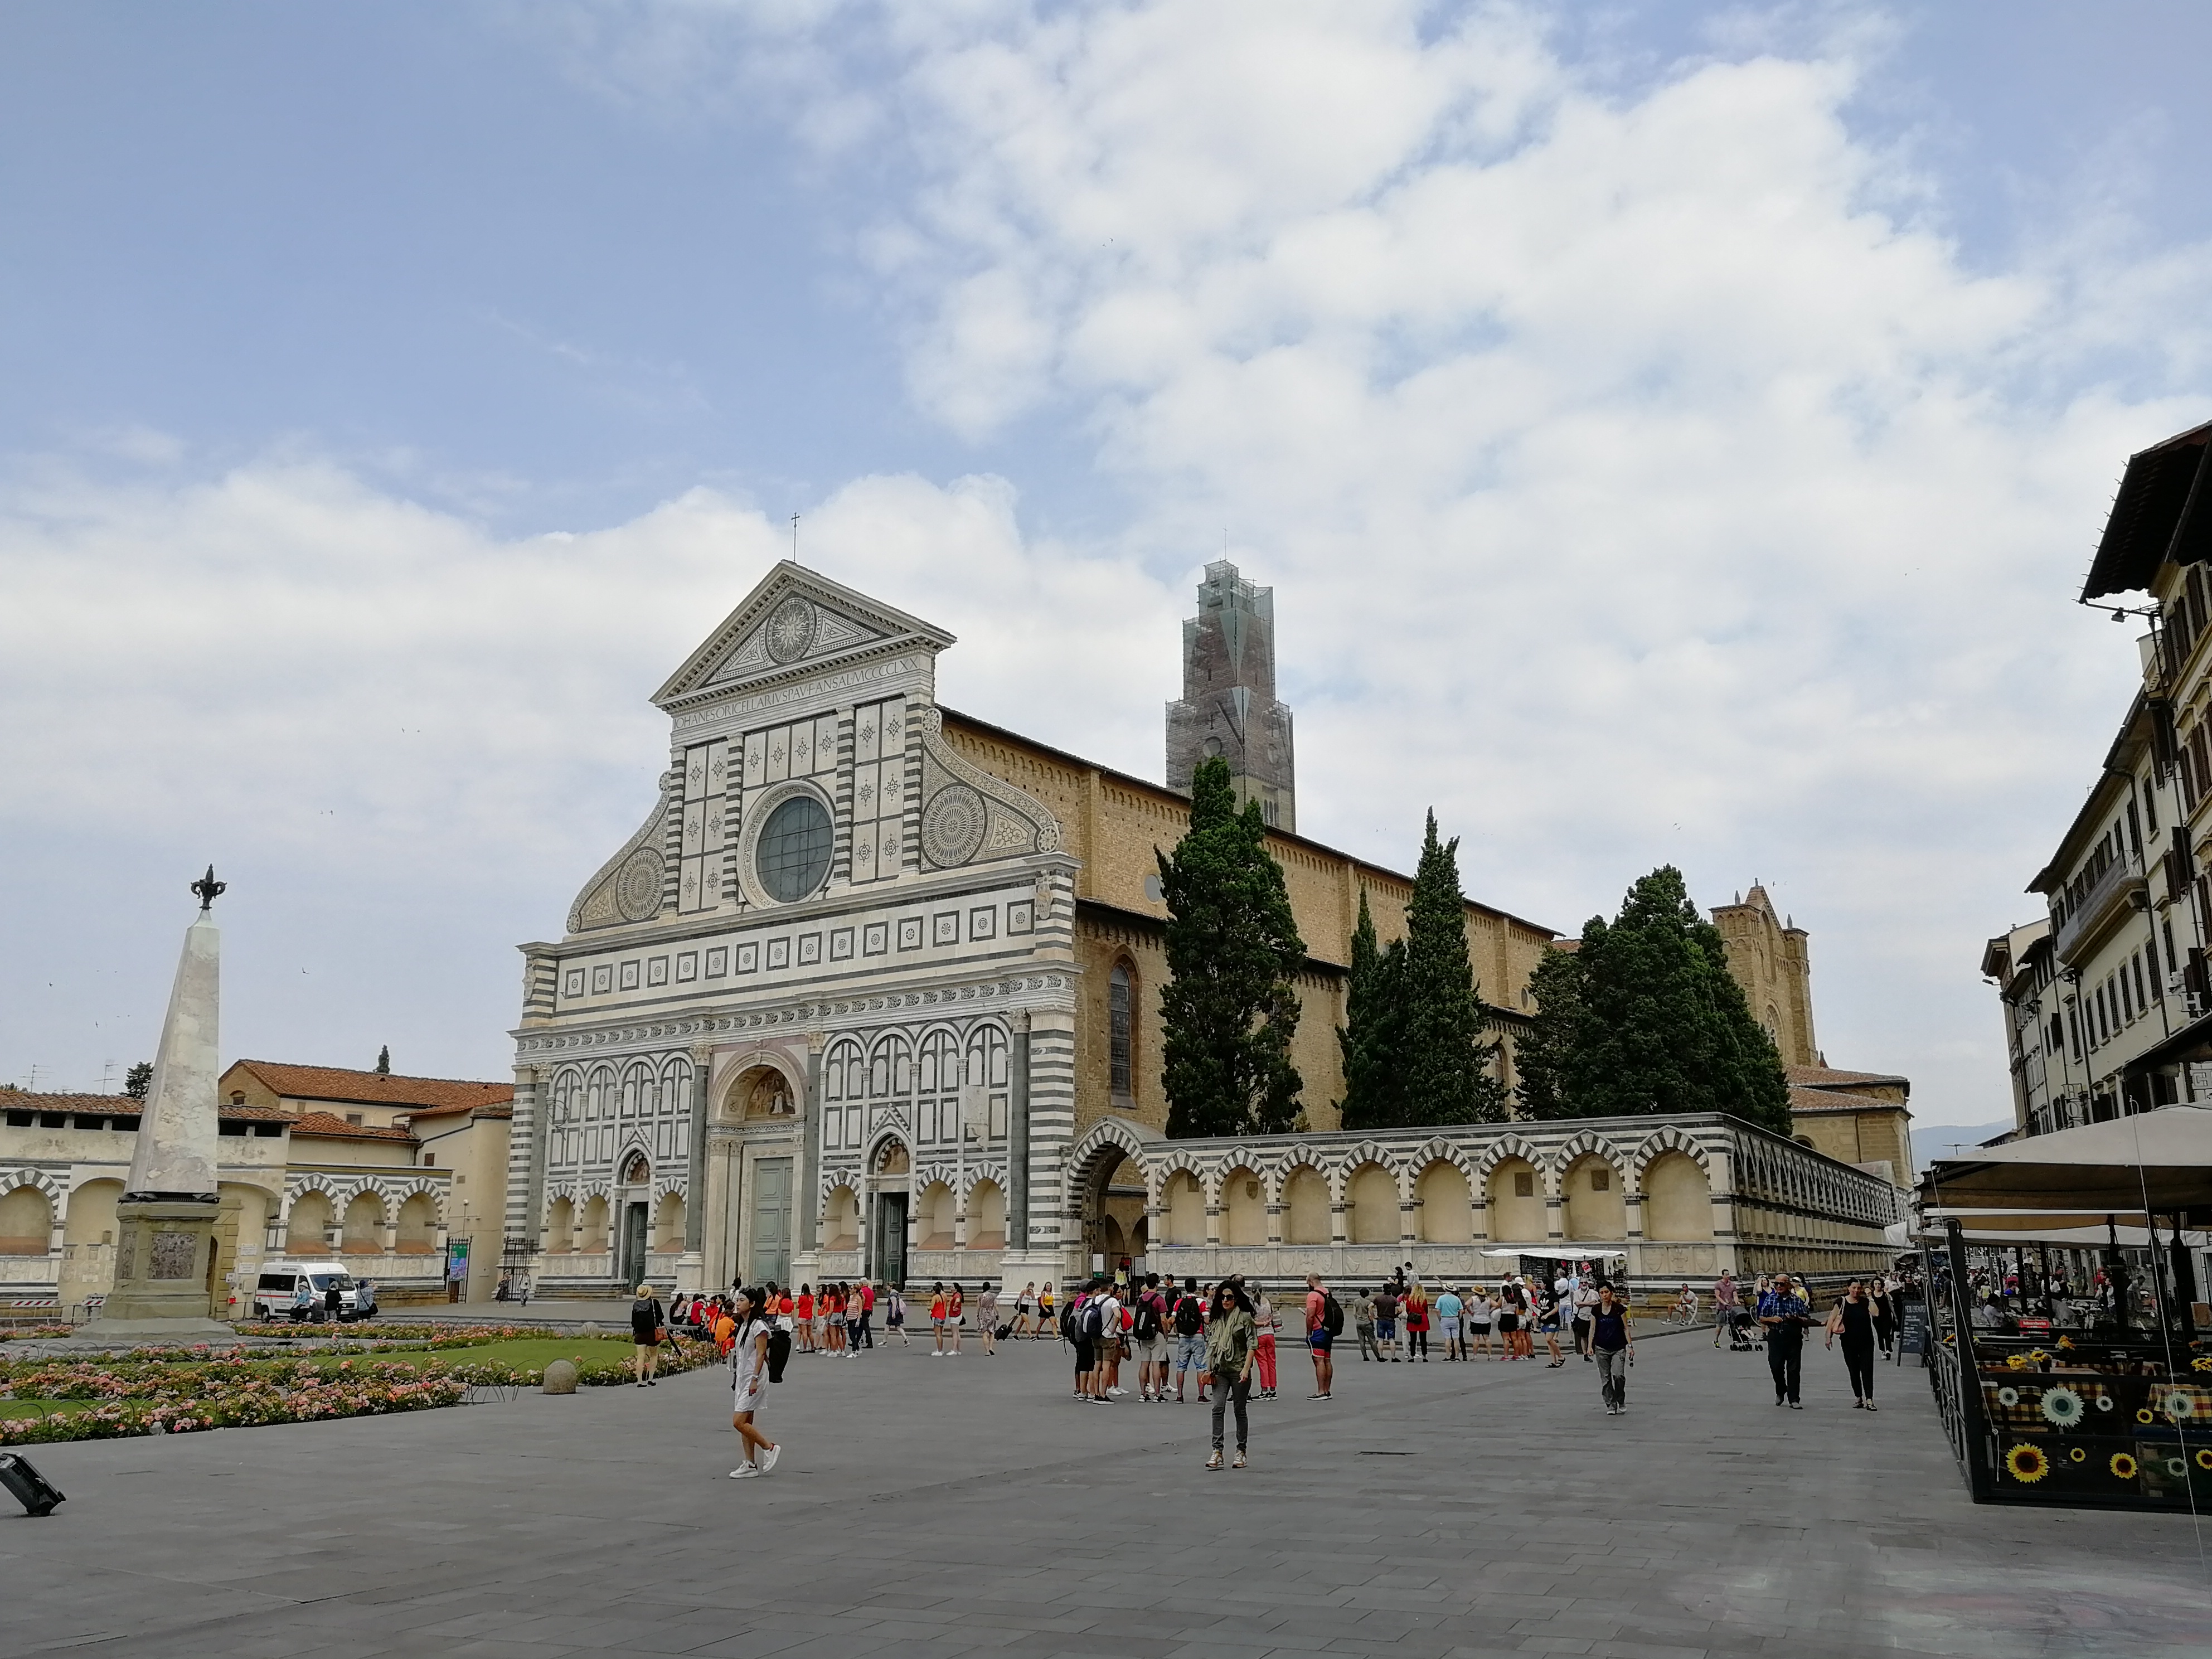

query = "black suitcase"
[0,1451,65,1516]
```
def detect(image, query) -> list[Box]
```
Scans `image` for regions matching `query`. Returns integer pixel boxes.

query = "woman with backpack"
[727,1287,782,1480]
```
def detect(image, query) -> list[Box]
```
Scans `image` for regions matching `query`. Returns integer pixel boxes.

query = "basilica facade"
[502,560,1899,1298]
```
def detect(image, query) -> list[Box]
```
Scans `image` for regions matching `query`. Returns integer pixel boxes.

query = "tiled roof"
[0,1086,287,1123]
[287,1112,419,1143]
[1789,1086,1905,1117]
[1785,1065,1909,1092]
[227,1061,512,1113]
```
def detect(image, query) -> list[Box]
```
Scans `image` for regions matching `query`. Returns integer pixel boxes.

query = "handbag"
[655,1325,668,1344]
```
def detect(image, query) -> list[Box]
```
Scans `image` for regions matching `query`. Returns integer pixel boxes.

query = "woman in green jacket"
[1205,1279,1258,1470]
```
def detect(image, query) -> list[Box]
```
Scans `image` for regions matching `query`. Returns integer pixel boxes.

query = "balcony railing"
[2054,853,2147,964]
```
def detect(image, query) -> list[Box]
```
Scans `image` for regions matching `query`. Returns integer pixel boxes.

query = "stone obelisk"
[80,868,235,1340]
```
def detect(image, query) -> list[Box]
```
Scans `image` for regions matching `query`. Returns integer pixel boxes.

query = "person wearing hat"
[631,1284,666,1386]
[1757,1273,1814,1408]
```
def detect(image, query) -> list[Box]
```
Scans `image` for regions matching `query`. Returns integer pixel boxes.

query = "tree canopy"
[1157,757,1307,1137]
[1515,865,1792,1135]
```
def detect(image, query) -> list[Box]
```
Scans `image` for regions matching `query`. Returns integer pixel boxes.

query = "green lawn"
[0,1399,93,1419]
[411,1337,667,1375]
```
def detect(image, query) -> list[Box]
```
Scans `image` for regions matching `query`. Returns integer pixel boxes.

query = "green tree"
[1562,866,1792,1134]
[375,1045,391,1075]
[123,1060,153,1101]
[1512,944,1587,1120]
[1336,889,1408,1131]
[1157,757,1307,1137]
[1398,811,1509,1125]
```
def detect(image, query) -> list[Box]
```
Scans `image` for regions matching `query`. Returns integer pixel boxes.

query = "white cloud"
[633,0,2212,1114]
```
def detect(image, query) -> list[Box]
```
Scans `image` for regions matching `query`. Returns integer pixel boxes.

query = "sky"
[4,2,2211,1123]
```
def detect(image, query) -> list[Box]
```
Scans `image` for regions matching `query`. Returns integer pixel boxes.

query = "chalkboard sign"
[1896,1298,1929,1363]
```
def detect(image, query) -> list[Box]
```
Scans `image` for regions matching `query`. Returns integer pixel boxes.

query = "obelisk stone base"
[76,1198,234,1341]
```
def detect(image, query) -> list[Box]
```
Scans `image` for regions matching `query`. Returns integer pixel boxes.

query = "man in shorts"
[1134,1273,1171,1402]
[1303,1273,1335,1400]
[1095,1280,1124,1395]
[1171,1276,1206,1402]
[1371,1284,1400,1362]
[1352,1288,1380,1361]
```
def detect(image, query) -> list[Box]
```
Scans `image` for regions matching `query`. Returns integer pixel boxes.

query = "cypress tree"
[1336,889,1408,1131]
[1563,866,1792,1134]
[1398,811,1508,1126]
[1512,944,1587,1120]
[1157,757,1307,1137]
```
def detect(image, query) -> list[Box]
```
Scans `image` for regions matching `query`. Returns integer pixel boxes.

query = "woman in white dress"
[729,1287,782,1479]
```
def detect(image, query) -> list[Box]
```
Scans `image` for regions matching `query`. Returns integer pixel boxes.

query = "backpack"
[1134,1296,1162,1341]
[1173,1294,1204,1337]
[1081,1298,1106,1341]
[766,1326,792,1383]
[1323,1293,1346,1336]
[1059,1301,1080,1343]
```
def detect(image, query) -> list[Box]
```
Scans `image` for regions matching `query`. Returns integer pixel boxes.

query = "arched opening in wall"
[1643,1152,1714,1241]
[61,1178,120,1253]
[1163,1170,1205,1246]
[654,1191,687,1252]
[918,1181,956,1249]
[1415,1162,1472,1244]
[1345,1162,1398,1245]
[341,1193,385,1255]
[821,1186,860,1251]
[286,1191,333,1255]
[1487,1158,1545,1243]
[1281,1166,1330,1245]
[1560,1156,1626,1241]
[968,1179,1006,1250]
[621,1152,651,1188]
[545,1196,575,1254]
[0,1185,51,1254]
[1223,1166,1267,1246]
[579,1195,610,1254]
[1078,1144,1147,1272]
[395,1193,439,1254]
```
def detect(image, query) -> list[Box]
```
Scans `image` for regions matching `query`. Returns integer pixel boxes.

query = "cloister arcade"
[1061,1112,1899,1292]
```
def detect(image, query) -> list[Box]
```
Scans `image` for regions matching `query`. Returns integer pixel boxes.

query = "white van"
[254,1260,373,1322]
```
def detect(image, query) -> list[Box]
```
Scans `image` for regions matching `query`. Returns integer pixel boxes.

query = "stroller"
[1726,1306,1762,1351]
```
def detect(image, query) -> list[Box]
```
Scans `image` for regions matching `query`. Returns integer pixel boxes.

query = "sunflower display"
[2137,1408,2156,1424]
[2166,1457,2188,1479]
[2039,1387,2085,1428]
[2192,1356,2212,1374]
[2111,1452,2138,1479]
[2097,1395,2117,1412]
[2161,1390,2197,1422]
[2058,1336,2075,1351]
[2195,1449,2212,1471]
[2026,1348,2050,1366]
[1997,1386,2021,1408]
[2005,1354,2029,1371]
[2005,1444,2049,1484]
[2071,1448,2088,1463]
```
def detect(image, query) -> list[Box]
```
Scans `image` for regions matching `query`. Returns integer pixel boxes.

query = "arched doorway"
[867,1138,910,1288]
[1076,1141,1148,1281]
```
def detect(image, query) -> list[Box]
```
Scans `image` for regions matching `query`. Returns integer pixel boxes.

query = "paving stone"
[8,1331,2206,1658]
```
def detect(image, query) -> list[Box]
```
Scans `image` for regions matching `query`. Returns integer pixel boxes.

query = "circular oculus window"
[755,795,833,902]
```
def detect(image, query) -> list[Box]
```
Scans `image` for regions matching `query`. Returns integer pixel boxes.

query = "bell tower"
[1165,560,1296,831]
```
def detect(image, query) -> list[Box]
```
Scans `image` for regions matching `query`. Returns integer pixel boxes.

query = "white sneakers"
[730,1444,782,1479]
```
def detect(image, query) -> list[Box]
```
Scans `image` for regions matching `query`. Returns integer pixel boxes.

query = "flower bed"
[0,1333,717,1444]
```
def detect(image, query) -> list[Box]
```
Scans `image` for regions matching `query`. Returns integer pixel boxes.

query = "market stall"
[1917,1107,2212,1511]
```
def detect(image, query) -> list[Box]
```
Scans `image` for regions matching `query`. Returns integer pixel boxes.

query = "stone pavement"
[5,1325,2207,1658]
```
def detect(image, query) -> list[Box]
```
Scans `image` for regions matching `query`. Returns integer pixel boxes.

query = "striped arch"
[1552,1129,1627,1187]
[279,1171,343,1222]
[1475,1134,1545,1182]
[543,1180,578,1204]
[1637,1132,1716,1194]
[577,1177,614,1204]
[954,1165,1007,1203]
[654,1173,688,1203]
[1410,1137,1479,1187]
[1064,1114,1155,1215]
[3,1167,66,1206]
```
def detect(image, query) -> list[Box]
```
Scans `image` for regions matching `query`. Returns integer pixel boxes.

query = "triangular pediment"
[653,561,957,710]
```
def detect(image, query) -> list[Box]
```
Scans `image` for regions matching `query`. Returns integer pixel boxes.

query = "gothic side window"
[1109,964,1133,1098]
